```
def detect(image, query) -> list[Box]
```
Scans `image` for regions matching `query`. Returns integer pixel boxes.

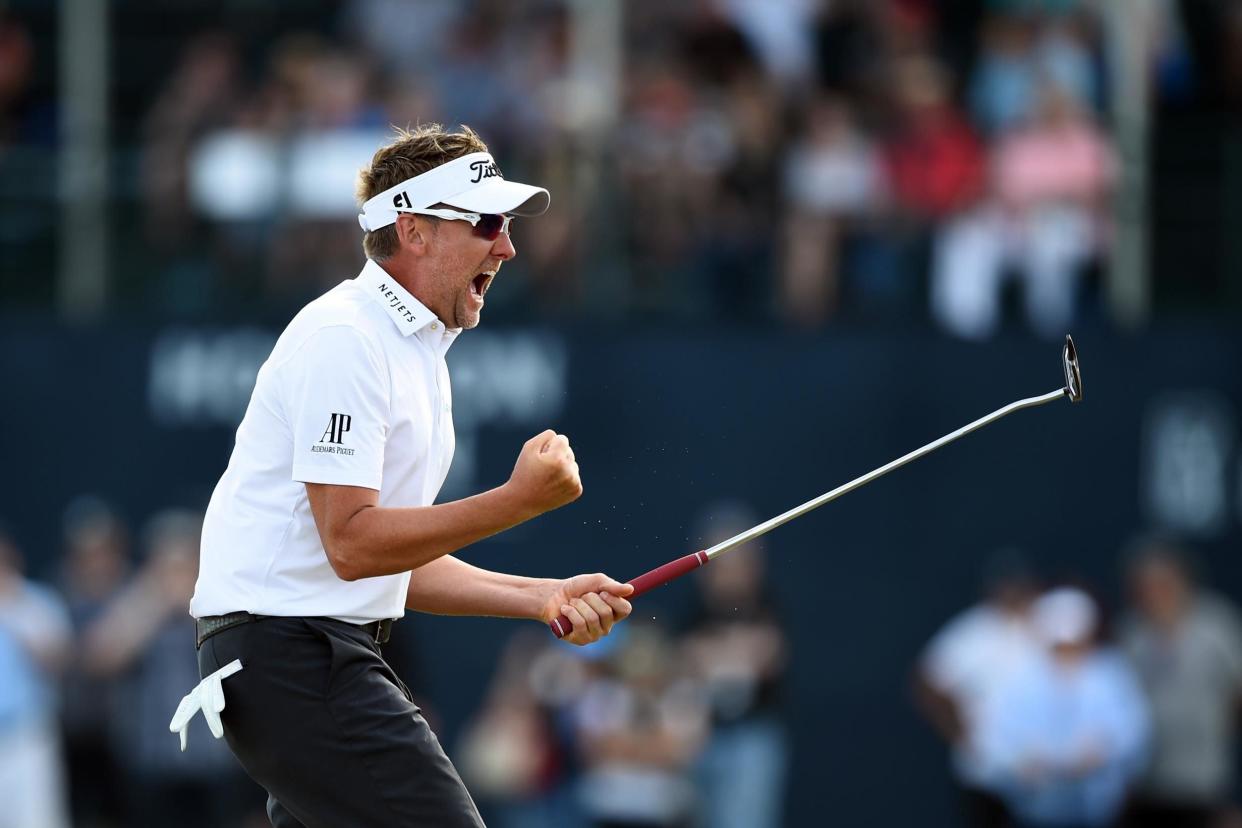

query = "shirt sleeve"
[1099,655,1150,777]
[1208,596,1242,692]
[920,611,971,693]
[0,584,72,661]
[286,325,390,490]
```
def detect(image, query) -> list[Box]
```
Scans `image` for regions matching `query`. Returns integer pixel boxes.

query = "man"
[682,501,789,828]
[1118,538,1242,828]
[914,549,1042,828]
[978,587,1149,828]
[88,510,258,827]
[182,124,634,827]
[0,524,73,828]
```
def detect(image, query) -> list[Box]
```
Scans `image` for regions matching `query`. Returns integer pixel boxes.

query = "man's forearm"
[324,485,538,580]
[312,431,582,582]
[404,555,554,620]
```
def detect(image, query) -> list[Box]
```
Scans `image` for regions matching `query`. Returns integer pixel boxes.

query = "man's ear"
[395,214,429,254]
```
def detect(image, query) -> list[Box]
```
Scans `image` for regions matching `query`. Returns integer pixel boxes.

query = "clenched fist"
[505,430,583,518]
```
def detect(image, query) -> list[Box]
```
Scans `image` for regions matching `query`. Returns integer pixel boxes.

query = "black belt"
[195,612,393,649]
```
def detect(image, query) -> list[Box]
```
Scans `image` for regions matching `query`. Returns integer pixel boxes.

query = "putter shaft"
[550,336,1081,640]
[703,387,1068,560]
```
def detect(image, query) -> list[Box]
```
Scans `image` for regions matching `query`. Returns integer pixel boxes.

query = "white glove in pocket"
[168,659,243,752]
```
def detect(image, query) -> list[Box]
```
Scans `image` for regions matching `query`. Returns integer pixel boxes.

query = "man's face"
[422,216,516,330]
[1131,559,1189,628]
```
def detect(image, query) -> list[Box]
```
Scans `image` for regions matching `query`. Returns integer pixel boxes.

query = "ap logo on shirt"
[320,413,351,444]
[312,413,355,455]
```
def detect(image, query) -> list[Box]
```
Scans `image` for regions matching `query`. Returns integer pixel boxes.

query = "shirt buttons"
[430,323,439,331]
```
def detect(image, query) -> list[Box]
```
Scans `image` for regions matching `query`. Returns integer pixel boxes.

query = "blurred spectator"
[137,31,247,315]
[0,523,72,828]
[968,14,1040,135]
[1118,538,1242,828]
[932,84,1115,340]
[812,0,887,101]
[979,587,1149,828]
[572,623,708,828]
[81,510,260,828]
[884,54,986,222]
[677,0,761,89]
[341,0,465,74]
[141,32,243,244]
[879,53,986,315]
[780,93,885,325]
[694,70,782,321]
[1150,0,1194,104]
[968,12,1100,137]
[458,630,580,828]
[56,496,131,828]
[620,5,783,319]
[915,548,1042,828]
[253,39,388,305]
[710,0,821,91]
[681,501,790,828]
[0,14,34,152]
[615,56,726,313]
[1035,15,1101,117]
[434,14,528,141]
[167,34,395,311]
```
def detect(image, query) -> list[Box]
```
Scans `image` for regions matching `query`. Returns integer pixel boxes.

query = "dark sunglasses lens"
[475,214,506,240]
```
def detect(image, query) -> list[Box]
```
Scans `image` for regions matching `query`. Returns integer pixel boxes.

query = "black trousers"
[1118,797,1218,828]
[960,785,1013,828]
[197,616,485,828]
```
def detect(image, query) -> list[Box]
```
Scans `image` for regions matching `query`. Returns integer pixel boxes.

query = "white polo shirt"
[190,260,459,623]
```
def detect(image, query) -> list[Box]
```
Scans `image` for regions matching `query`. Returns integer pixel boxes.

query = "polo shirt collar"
[424,323,461,354]
[355,260,441,337]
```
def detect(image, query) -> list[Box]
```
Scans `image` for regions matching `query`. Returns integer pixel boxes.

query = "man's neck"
[372,256,418,298]
[372,256,454,329]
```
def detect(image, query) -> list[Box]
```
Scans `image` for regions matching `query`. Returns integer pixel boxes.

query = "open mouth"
[471,272,495,299]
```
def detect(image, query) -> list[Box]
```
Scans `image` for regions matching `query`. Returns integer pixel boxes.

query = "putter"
[550,335,1084,639]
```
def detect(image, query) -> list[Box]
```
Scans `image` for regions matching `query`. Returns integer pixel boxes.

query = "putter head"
[1062,335,1083,402]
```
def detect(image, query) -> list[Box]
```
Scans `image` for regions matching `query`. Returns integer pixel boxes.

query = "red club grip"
[548,551,709,639]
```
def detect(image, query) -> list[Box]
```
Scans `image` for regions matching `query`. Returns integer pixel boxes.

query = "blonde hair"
[355,124,490,261]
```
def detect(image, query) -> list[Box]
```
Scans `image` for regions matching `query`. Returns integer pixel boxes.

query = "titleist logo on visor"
[469,159,502,183]
[386,160,502,209]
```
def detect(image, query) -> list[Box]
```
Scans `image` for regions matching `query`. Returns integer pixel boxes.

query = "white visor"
[1033,587,1098,646]
[357,152,549,232]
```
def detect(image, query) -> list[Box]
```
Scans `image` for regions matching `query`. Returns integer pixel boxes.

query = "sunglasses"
[400,207,513,241]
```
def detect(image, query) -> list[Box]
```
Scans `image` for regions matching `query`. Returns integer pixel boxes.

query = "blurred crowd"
[1,504,1240,827]
[456,502,790,828]
[0,496,794,828]
[915,542,1242,828]
[0,498,267,828]
[2,0,1209,332]
[139,0,1129,334]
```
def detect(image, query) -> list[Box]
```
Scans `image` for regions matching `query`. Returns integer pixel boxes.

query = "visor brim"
[442,179,550,217]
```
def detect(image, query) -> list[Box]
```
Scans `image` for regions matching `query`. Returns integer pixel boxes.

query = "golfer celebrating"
[181,124,633,827]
